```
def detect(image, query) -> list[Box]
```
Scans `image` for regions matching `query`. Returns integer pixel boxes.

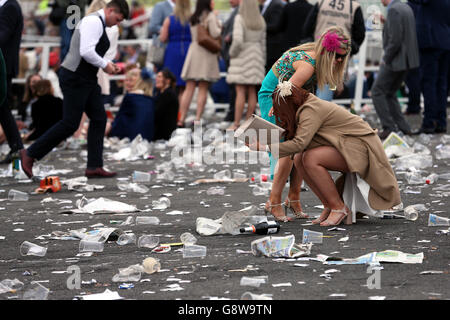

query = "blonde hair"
[86,0,107,15]
[174,0,191,25]
[126,68,153,96]
[288,26,351,90]
[239,0,265,31]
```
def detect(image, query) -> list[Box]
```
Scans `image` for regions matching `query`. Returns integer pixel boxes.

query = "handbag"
[148,36,166,66]
[197,24,221,54]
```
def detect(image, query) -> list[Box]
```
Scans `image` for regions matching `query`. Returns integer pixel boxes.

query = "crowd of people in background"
[1,0,449,165]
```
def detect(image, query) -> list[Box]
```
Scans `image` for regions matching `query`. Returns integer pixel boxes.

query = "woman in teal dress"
[258,26,351,222]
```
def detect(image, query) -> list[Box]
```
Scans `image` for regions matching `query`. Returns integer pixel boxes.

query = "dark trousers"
[27,68,107,168]
[0,75,23,152]
[405,67,421,113]
[372,64,411,133]
[420,48,450,129]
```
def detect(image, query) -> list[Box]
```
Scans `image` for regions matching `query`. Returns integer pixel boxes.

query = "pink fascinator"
[322,32,346,53]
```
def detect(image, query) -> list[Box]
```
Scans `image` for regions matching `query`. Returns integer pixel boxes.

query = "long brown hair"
[273,85,310,140]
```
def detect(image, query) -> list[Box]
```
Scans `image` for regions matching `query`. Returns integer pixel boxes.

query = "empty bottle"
[425,173,439,185]
[239,221,280,235]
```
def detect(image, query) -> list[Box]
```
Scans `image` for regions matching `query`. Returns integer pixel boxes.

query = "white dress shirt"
[261,0,272,15]
[78,9,109,69]
[0,0,8,7]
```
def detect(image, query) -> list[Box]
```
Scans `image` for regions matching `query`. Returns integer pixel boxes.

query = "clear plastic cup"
[142,257,161,274]
[8,189,29,201]
[152,197,171,210]
[183,244,207,258]
[112,266,142,282]
[132,170,151,183]
[20,241,47,257]
[302,229,323,244]
[180,232,197,245]
[116,233,137,245]
[213,169,232,180]
[137,235,160,248]
[241,292,273,300]
[252,186,268,196]
[22,282,50,300]
[135,216,160,225]
[428,214,450,226]
[240,276,268,287]
[79,240,104,252]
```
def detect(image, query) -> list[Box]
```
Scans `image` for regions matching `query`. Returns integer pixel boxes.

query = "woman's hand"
[268,107,274,117]
[245,138,266,151]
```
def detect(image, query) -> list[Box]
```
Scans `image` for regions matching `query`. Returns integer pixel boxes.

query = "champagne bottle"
[239,221,280,235]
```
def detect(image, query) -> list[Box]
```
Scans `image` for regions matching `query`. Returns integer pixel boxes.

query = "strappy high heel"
[264,201,292,222]
[284,198,309,219]
[320,205,352,227]
[312,207,331,225]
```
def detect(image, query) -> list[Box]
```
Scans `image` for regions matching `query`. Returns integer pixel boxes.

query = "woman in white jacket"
[225,0,266,130]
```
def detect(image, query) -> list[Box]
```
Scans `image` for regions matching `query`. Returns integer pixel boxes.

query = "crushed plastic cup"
[241,292,273,300]
[117,181,149,193]
[233,172,247,179]
[116,233,137,245]
[180,232,197,245]
[206,186,225,195]
[428,214,450,226]
[302,229,323,244]
[8,189,29,201]
[22,282,50,300]
[137,235,160,249]
[213,169,232,180]
[403,206,419,221]
[135,216,160,225]
[112,265,142,282]
[132,171,151,183]
[20,241,47,257]
[240,276,268,287]
[79,240,104,252]
[152,197,171,210]
[183,244,207,258]
[142,257,161,274]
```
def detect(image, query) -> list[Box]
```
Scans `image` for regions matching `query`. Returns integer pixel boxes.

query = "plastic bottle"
[239,221,280,235]
[425,173,439,185]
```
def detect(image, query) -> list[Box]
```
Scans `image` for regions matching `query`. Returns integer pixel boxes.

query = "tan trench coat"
[269,94,401,210]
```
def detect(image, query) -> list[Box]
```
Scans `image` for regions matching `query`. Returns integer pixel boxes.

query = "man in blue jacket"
[410,0,450,134]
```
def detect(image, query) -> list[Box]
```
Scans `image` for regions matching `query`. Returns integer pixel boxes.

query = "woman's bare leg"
[229,84,245,130]
[195,81,209,121]
[286,160,304,213]
[267,156,294,220]
[245,85,257,119]
[178,80,196,126]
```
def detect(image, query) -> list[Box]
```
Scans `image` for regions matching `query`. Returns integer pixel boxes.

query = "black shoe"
[378,129,392,140]
[413,127,435,135]
[0,150,15,164]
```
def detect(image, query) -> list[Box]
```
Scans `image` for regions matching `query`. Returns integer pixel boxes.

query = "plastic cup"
[241,292,272,300]
[116,233,137,245]
[137,235,160,249]
[152,197,171,210]
[79,240,104,252]
[183,244,207,258]
[8,189,29,201]
[180,232,197,245]
[135,216,160,225]
[240,276,268,287]
[132,171,151,183]
[302,229,323,244]
[213,169,232,180]
[20,241,47,257]
[22,282,50,300]
[428,214,450,226]
[142,257,161,274]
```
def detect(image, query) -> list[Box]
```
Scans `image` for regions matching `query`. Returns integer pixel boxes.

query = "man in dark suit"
[410,0,450,134]
[372,0,420,139]
[259,0,285,73]
[0,0,24,164]
[221,0,240,122]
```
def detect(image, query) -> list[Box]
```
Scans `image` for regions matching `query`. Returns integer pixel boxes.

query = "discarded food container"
[137,235,159,249]
[116,233,137,245]
[79,240,104,253]
[35,176,61,193]
[142,257,161,274]
[135,216,160,225]
[183,244,207,258]
[302,229,323,244]
[8,189,29,201]
[132,171,151,183]
[20,241,47,257]
[241,292,273,300]
[22,282,49,300]
[428,214,450,226]
[180,232,197,245]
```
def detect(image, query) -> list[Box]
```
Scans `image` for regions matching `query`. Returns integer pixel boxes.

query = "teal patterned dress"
[257,50,316,176]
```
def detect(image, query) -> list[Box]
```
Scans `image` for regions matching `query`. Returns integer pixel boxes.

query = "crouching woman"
[247,84,402,227]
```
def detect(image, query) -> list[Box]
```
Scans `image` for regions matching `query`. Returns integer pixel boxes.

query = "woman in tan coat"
[248,84,402,226]
[177,0,221,128]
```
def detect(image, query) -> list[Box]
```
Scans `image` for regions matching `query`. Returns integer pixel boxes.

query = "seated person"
[108,67,155,141]
[153,68,179,141]
[24,79,63,142]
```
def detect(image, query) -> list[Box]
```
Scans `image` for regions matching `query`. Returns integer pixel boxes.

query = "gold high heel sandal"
[284,198,309,219]
[264,201,292,222]
[312,207,331,224]
[320,206,352,227]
